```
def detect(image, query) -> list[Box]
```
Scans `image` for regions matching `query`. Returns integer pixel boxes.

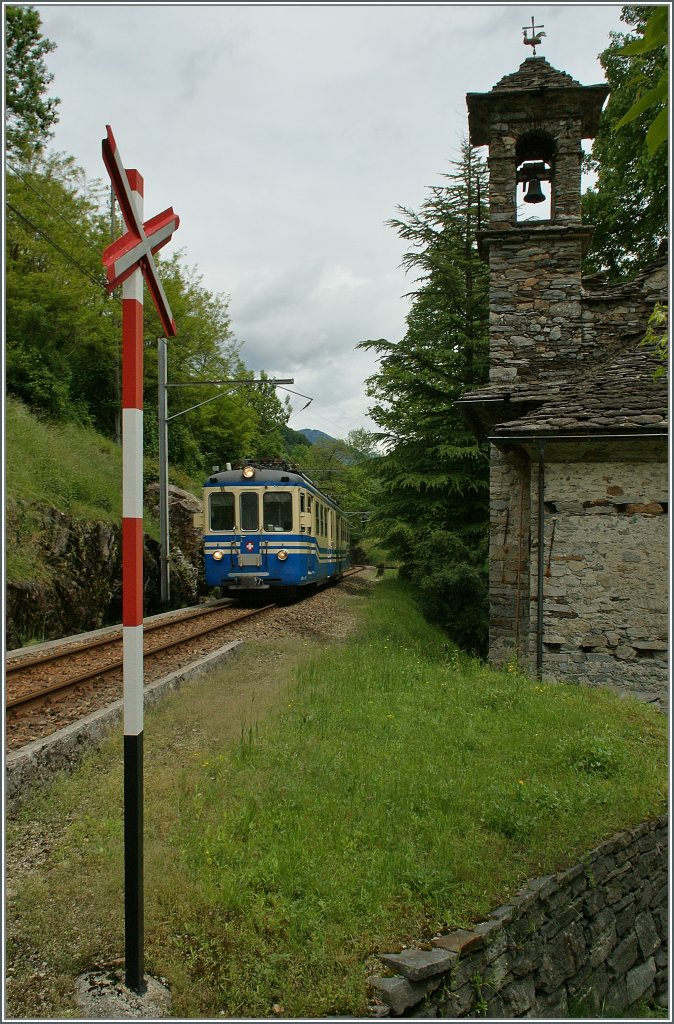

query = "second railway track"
[5,567,368,752]
[5,601,278,750]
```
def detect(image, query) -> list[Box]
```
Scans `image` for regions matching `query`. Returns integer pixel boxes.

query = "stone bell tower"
[464,57,610,671]
[467,58,609,385]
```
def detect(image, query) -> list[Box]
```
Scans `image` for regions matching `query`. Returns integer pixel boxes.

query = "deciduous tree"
[5,5,60,160]
[582,5,668,279]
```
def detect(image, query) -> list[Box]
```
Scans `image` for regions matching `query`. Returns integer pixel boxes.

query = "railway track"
[5,602,278,750]
[5,567,367,751]
[6,602,274,711]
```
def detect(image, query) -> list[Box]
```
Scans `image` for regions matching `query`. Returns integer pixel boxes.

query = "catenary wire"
[7,161,104,256]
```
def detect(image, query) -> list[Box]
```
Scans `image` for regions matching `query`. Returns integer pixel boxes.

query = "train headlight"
[242,465,255,479]
[277,549,288,561]
[212,549,224,561]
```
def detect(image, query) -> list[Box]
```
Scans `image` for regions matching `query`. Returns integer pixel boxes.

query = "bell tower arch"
[467,57,608,384]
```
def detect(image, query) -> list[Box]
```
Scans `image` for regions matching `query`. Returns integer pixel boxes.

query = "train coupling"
[227,574,270,590]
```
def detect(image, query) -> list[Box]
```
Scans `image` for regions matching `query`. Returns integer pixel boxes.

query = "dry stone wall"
[367,817,668,1018]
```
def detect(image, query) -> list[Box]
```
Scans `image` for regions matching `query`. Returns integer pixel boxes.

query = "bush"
[406,530,489,657]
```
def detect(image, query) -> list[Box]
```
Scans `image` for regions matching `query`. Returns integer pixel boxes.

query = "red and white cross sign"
[102,125,179,336]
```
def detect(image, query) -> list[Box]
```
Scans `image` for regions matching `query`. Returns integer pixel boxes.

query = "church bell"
[523,175,546,204]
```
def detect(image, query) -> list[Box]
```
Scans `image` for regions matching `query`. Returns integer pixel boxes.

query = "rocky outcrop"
[144,481,205,597]
[5,484,205,649]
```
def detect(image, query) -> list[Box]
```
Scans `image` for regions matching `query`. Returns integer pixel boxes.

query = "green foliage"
[640,301,668,378]
[5,5,60,159]
[4,396,202,582]
[614,5,668,155]
[5,149,293,477]
[407,530,488,655]
[289,432,381,548]
[360,142,490,652]
[6,154,117,427]
[582,6,668,278]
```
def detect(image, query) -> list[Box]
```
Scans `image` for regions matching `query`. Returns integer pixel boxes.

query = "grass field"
[5,578,668,1018]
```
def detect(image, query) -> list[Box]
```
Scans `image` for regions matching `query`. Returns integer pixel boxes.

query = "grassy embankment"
[5,396,200,583]
[5,576,667,1019]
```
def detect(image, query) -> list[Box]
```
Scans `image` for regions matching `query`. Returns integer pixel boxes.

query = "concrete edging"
[5,640,243,814]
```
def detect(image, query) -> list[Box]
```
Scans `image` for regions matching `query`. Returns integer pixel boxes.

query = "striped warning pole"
[121,167,145,994]
[102,126,178,994]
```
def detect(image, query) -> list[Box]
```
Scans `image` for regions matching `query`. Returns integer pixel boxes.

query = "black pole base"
[124,732,144,993]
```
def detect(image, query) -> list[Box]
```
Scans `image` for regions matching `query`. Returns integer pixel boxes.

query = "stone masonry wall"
[484,106,585,229]
[581,259,668,354]
[367,817,668,1018]
[534,460,669,708]
[486,229,591,386]
[489,447,531,669]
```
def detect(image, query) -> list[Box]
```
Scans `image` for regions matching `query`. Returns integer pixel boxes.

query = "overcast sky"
[34,2,626,440]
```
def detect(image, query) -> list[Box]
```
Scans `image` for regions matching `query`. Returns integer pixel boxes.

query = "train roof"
[204,463,345,513]
[205,467,307,486]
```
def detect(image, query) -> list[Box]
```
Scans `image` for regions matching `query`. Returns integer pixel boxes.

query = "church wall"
[532,459,668,708]
[488,447,532,669]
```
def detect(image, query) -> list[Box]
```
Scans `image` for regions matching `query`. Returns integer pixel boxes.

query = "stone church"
[457,56,669,707]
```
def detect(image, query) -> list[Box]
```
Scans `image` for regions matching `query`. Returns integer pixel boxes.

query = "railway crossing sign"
[102,125,179,995]
[102,126,179,335]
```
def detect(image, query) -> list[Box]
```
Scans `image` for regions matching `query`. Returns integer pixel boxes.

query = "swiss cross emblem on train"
[245,541,256,552]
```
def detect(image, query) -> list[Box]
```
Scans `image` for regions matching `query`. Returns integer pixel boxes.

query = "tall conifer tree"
[359,142,490,654]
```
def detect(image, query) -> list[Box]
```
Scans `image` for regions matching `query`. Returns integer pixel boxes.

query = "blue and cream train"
[200,460,351,593]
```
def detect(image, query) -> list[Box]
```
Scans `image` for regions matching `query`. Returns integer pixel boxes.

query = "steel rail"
[6,569,368,713]
[5,601,236,674]
[6,604,276,711]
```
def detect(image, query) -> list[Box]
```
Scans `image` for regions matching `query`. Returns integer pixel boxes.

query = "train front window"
[210,492,234,531]
[263,491,292,532]
[240,491,259,531]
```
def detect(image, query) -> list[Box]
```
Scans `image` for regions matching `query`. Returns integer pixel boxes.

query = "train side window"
[240,491,259,531]
[263,491,293,532]
[300,493,306,513]
[210,492,234,531]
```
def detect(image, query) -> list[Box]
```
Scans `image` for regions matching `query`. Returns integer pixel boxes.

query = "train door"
[301,492,316,578]
[328,508,335,573]
[238,489,263,571]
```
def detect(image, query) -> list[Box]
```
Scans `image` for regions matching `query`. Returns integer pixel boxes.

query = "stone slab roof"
[491,344,668,438]
[490,57,581,92]
[458,339,667,439]
[467,57,609,145]
[581,251,668,301]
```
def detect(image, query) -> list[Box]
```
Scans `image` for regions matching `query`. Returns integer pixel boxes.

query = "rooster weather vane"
[523,16,546,55]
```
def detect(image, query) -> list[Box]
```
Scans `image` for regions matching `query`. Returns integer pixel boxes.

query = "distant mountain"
[298,428,337,445]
